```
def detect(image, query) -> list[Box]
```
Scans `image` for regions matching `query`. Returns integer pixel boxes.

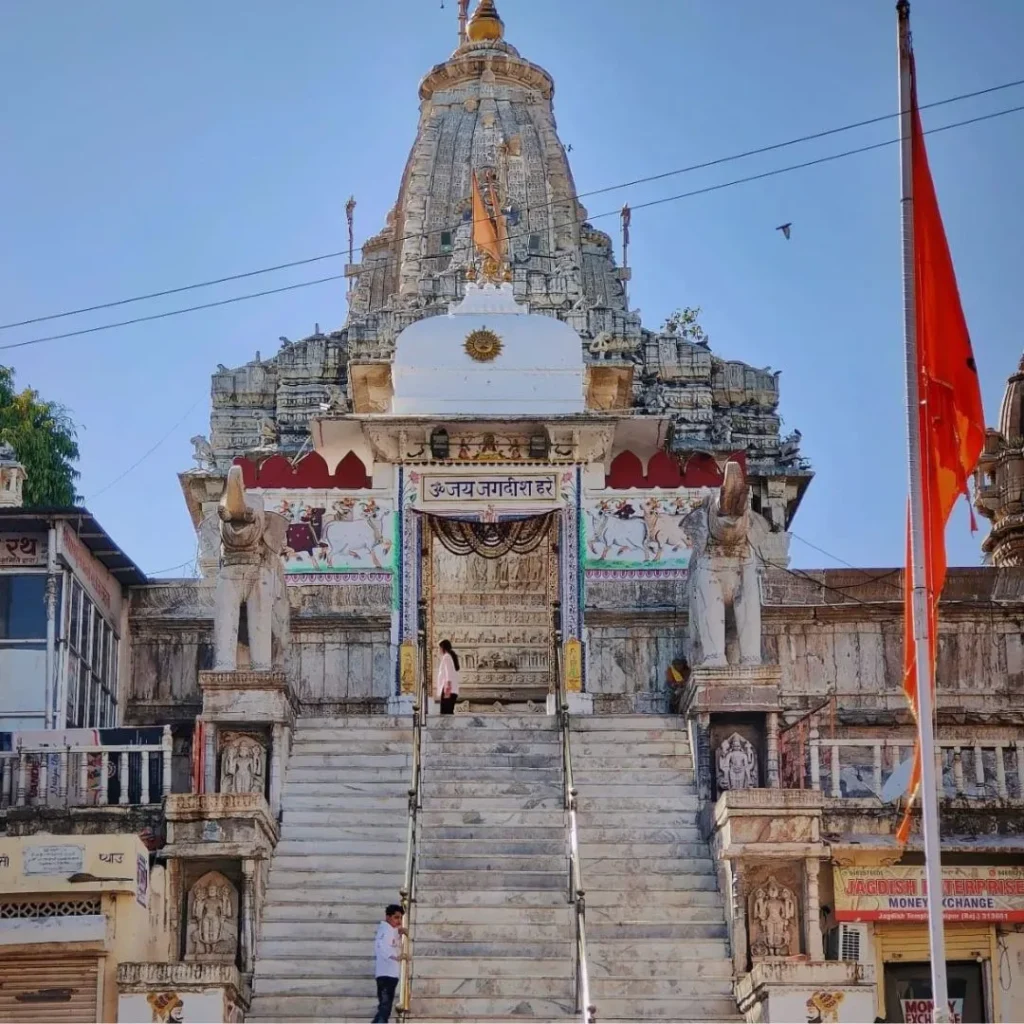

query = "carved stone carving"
[220,734,266,796]
[189,434,217,471]
[212,465,290,671]
[684,461,769,668]
[717,732,758,792]
[749,877,799,958]
[185,871,238,962]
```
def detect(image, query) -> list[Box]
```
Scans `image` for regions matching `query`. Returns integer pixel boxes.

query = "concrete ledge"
[683,665,782,715]
[199,670,296,725]
[735,960,875,1023]
[165,793,278,857]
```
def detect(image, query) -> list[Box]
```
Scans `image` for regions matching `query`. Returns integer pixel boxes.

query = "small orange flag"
[471,171,501,266]
[488,179,509,260]
[898,47,986,844]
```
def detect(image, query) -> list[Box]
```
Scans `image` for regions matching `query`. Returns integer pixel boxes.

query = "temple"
[2,3,1024,1022]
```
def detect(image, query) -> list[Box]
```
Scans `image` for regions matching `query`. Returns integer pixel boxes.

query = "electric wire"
[2,75,1023,333]
[3,100,1023,355]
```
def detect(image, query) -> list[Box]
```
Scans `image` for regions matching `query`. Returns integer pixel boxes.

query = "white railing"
[807,736,1024,802]
[0,726,172,809]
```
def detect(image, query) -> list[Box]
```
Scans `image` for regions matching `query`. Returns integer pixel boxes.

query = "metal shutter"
[0,956,99,1023]
[879,923,992,962]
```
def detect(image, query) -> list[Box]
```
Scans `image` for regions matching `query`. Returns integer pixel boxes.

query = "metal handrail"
[396,611,429,1019]
[554,605,596,1024]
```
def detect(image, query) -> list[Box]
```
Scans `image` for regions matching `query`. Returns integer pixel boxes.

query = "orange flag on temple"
[471,171,501,266]
[897,44,986,844]
[488,180,509,260]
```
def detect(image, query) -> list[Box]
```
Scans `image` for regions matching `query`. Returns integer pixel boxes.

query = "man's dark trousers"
[373,976,398,1023]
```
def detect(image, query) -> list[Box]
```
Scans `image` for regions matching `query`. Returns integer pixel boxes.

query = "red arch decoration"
[645,450,684,488]
[333,451,372,488]
[606,450,645,489]
[231,450,371,489]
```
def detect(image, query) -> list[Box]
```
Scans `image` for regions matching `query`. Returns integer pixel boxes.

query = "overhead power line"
[2,75,1022,334]
[2,99,1022,354]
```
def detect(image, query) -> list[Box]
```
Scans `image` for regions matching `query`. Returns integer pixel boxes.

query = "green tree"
[662,306,710,347]
[0,365,80,506]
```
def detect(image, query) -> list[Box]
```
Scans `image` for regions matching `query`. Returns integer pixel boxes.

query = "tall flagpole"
[897,2,950,1020]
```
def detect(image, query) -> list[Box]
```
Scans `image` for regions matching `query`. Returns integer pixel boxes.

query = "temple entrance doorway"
[424,513,557,708]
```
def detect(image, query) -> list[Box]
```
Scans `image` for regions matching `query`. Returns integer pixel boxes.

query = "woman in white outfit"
[436,639,460,715]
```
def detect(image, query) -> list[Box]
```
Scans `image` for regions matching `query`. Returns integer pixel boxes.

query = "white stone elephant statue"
[212,465,290,671]
[683,461,769,668]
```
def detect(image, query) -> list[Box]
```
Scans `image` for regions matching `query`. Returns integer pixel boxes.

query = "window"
[0,574,47,639]
[528,233,542,253]
[439,230,453,253]
[64,579,118,728]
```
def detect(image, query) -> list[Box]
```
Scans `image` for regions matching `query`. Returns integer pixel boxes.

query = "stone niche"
[711,715,765,800]
[747,871,801,959]
[185,870,239,964]
[219,731,267,798]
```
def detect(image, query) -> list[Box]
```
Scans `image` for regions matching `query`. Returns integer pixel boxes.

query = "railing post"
[1017,741,1024,799]
[59,749,70,806]
[79,750,89,803]
[830,743,840,799]
[935,746,945,798]
[873,743,883,798]
[140,751,151,805]
[974,743,985,791]
[118,749,130,805]
[952,747,965,796]
[16,752,28,806]
[99,751,110,806]
[38,754,49,807]
[162,725,173,800]
[809,716,821,791]
[996,745,1008,800]
[1,757,11,807]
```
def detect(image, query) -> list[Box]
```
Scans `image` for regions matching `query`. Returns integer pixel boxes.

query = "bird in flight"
[776,223,792,240]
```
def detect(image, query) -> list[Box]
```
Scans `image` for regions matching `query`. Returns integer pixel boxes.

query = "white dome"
[391,283,584,415]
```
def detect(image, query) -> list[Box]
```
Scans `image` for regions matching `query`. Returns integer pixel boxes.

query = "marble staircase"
[248,716,412,1023]
[571,715,740,1021]
[410,714,576,1020]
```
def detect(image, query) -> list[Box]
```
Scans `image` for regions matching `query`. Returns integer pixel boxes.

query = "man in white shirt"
[372,903,405,1023]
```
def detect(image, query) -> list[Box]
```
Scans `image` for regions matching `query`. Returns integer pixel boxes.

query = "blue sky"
[1,1,1022,577]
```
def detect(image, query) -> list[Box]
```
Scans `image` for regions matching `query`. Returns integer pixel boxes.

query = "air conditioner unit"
[826,923,869,963]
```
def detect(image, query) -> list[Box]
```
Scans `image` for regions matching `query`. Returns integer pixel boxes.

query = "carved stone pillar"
[730,862,748,975]
[804,856,824,961]
[766,712,780,788]
[241,859,256,973]
[204,721,217,795]
[269,723,284,819]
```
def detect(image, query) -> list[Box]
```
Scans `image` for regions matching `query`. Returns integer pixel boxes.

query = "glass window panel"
[91,611,103,672]
[76,659,89,727]
[70,583,83,652]
[88,671,101,728]
[66,653,79,726]
[0,575,47,639]
[108,634,119,711]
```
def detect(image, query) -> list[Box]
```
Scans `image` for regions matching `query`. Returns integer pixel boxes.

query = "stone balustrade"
[0,726,172,809]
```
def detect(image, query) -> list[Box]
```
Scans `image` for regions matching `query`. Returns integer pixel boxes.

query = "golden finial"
[467,0,504,42]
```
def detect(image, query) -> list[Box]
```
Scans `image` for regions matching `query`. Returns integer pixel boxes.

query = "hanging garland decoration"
[430,513,554,559]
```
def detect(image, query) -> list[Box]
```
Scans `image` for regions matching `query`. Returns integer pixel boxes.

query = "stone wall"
[127,581,394,723]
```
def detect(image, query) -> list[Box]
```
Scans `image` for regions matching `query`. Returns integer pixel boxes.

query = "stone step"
[265,887,404,905]
[248,996,376,1021]
[268,871,409,890]
[411,955,572,979]
[417,855,565,873]
[582,873,719,893]
[584,888,725,909]
[575,809,699,825]
[423,796,564,811]
[409,995,574,1019]
[589,920,727,941]
[573,769,694,786]
[587,903,726,925]
[284,779,412,795]
[422,767,560,783]
[574,825,703,843]
[577,856,714,876]
[420,809,566,827]
[575,796,698,812]
[283,794,411,809]
[424,839,565,857]
[417,870,564,891]
[285,768,413,784]
[415,921,570,942]
[425,825,565,842]
[413,976,574,999]
[287,752,413,768]
[296,715,409,727]
[570,741,691,756]
[260,921,382,942]
[275,838,408,856]
[589,938,731,961]
[428,715,559,729]
[424,740,561,757]
[570,755,694,770]
[269,854,407,874]
[577,841,712,859]
[422,781,561,798]
[596,975,735,998]
[414,940,566,959]
[291,740,412,755]
[570,715,682,731]
[572,783,699,800]
[595,996,739,1020]
[281,811,409,828]
[416,905,573,926]
[427,753,558,769]
[254,975,384,997]
[417,888,567,909]
[262,902,389,923]
[589,940,731,966]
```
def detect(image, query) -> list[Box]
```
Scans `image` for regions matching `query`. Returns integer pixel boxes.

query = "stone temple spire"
[976,354,1024,565]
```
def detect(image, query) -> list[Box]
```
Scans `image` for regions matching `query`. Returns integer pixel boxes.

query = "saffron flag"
[898,46,986,844]
[471,171,501,266]
[487,180,509,259]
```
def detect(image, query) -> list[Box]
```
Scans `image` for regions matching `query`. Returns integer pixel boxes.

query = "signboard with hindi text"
[417,472,560,511]
[0,533,46,567]
[835,864,1024,923]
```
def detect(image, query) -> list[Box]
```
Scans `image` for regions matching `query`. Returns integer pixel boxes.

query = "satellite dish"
[881,758,914,803]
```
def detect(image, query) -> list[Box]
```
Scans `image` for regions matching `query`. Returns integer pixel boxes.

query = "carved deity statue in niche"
[185,870,238,962]
[220,734,266,796]
[749,877,798,958]
[717,733,758,791]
